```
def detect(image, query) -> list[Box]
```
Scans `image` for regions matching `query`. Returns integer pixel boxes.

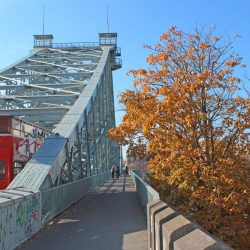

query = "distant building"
[124,155,147,169]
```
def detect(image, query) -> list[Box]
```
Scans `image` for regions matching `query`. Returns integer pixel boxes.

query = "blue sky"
[0,0,249,124]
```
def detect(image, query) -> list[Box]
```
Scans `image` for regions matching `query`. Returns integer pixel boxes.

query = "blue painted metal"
[130,169,160,214]
[41,171,110,224]
[3,33,121,190]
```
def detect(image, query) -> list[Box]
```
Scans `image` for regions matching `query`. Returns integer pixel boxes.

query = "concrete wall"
[0,189,41,250]
[147,200,233,250]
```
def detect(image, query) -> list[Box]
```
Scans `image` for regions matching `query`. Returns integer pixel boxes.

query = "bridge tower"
[0,32,121,190]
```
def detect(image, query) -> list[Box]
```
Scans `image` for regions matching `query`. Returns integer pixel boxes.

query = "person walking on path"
[111,165,116,180]
[115,165,120,179]
[125,165,128,176]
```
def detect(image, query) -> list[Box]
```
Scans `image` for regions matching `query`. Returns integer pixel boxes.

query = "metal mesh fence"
[41,172,110,224]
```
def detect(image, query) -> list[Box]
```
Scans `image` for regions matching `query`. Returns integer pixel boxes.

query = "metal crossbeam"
[0,107,69,115]
[0,94,78,100]
[0,47,100,129]
[0,34,122,250]
[0,83,84,90]
[3,33,121,193]
[27,58,94,73]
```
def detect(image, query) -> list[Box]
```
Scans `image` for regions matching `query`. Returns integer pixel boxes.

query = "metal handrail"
[52,42,99,49]
[130,169,159,214]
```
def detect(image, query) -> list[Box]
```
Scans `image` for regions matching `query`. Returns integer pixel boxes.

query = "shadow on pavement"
[18,177,147,250]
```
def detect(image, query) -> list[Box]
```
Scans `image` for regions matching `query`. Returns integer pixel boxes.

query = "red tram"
[0,116,47,189]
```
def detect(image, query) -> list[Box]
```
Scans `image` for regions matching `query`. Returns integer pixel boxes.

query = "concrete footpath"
[18,176,148,250]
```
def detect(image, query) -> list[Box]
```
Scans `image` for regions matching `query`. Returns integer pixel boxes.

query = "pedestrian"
[125,165,129,176]
[111,165,116,180]
[115,165,120,179]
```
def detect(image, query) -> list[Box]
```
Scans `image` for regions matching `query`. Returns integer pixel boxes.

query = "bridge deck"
[18,176,148,250]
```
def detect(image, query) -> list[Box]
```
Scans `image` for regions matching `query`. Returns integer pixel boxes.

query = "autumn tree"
[110,26,250,249]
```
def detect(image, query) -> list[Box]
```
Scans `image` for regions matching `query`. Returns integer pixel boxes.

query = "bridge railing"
[130,169,159,214]
[41,172,110,224]
[52,42,99,49]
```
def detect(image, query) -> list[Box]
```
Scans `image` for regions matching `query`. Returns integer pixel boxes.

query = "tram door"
[0,116,13,189]
[0,136,13,189]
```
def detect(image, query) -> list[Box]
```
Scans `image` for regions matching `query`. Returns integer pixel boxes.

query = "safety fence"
[0,172,110,250]
[41,172,110,224]
[130,169,160,214]
[52,42,99,49]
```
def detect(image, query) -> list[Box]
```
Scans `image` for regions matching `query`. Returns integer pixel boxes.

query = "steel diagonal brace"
[0,107,69,115]
[48,47,102,58]
[27,58,94,73]
[32,57,98,64]
[0,94,73,109]
[0,83,84,90]
[16,63,94,68]
[1,94,78,100]
[12,67,86,84]
[0,75,81,95]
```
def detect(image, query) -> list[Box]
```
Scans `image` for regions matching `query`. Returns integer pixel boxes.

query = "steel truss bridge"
[0,33,121,191]
[0,33,123,249]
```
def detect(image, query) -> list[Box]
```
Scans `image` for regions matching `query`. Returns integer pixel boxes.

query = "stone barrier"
[147,201,233,250]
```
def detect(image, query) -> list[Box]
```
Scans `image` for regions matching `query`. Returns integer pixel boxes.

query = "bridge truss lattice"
[0,33,121,190]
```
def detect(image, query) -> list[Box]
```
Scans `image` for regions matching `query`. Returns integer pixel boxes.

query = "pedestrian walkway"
[18,176,148,250]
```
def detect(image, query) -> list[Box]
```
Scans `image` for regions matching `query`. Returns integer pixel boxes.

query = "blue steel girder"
[1,34,121,190]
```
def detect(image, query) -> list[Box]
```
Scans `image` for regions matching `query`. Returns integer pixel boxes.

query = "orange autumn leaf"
[109,25,250,250]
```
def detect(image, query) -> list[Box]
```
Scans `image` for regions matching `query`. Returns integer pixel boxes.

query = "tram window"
[0,117,11,133]
[0,160,6,179]
[14,161,24,177]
